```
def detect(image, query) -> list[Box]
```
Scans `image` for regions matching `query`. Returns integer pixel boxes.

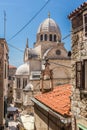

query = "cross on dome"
[48,12,50,18]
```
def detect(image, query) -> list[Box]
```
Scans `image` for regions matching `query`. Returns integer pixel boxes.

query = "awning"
[7,106,18,112]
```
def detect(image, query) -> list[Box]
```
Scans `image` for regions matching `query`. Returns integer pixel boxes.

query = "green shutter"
[78,123,87,130]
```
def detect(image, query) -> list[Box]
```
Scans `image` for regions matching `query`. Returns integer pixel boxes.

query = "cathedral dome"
[16,63,29,75]
[37,18,60,34]
[37,16,61,42]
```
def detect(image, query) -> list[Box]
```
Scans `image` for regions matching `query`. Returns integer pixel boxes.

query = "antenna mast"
[4,11,6,38]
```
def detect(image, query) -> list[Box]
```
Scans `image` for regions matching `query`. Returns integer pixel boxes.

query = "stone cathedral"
[13,14,71,111]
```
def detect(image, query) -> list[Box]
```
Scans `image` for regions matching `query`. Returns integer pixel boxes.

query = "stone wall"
[71,20,87,129]
[34,104,71,130]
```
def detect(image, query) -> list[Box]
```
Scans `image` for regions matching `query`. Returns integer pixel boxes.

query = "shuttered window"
[76,61,82,89]
[83,59,87,90]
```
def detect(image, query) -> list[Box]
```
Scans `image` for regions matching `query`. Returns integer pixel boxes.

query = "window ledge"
[80,90,87,98]
[81,90,87,94]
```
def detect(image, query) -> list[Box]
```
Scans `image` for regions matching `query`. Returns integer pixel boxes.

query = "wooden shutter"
[76,61,82,89]
[83,59,87,90]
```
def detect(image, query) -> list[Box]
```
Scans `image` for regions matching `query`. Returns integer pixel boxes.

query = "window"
[17,92,20,99]
[12,76,15,80]
[44,34,47,41]
[61,128,65,130]
[76,61,83,89]
[8,76,11,80]
[17,78,20,88]
[32,75,40,79]
[40,35,43,41]
[56,50,61,55]
[54,35,56,42]
[75,60,87,90]
[83,59,87,90]
[23,78,27,88]
[84,14,87,36]
[49,34,52,41]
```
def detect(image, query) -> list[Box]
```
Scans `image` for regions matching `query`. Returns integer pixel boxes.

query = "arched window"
[23,78,27,88]
[17,78,20,88]
[54,35,56,42]
[49,34,52,41]
[44,34,47,41]
[40,35,43,41]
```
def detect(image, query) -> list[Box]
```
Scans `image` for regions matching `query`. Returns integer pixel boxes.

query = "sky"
[0,0,86,67]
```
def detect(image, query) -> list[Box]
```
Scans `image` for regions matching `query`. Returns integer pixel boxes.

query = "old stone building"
[68,2,87,130]
[0,38,9,129]
[7,65,17,104]
[32,84,72,130]
[14,15,71,111]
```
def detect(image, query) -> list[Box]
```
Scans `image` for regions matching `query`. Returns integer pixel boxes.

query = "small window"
[54,35,56,42]
[40,35,43,41]
[17,78,20,88]
[49,34,52,41]
[44,34,47,41]
[56,50,61,55]
[17,92,20,99]
[83,59,87,90]
[8,76,11,80]
[61,128,65,130]
[23,78,27,88]
[32,75,40,79]
[76,61,83,89]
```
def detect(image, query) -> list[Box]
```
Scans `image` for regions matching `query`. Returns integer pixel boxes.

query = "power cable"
[8,43,24,53]
[7,0,51,42]
[62,22,87,41]
[48,61,71,68]
[8,16,87,52]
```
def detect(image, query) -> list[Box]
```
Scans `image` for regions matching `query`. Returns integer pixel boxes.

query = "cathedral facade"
[13,15,71,111]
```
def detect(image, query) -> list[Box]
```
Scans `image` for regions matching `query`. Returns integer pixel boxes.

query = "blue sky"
[0,0,86,67]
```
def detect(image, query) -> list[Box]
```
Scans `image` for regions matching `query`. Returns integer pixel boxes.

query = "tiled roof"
[35,84,72,117]
[9,65,17,69]
[68,2,87,19]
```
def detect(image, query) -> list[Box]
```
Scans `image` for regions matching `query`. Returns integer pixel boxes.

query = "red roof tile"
[68,2,87,19]
[9,65,17,69]
[35,84,72,117]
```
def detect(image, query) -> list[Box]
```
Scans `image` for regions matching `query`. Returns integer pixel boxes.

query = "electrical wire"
[7,0,51,42]
[8,43,24,53]
[8,15,87,52]
[49,61,71,68]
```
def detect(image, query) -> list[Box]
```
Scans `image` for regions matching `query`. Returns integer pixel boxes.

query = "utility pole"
[4,11,6,39]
